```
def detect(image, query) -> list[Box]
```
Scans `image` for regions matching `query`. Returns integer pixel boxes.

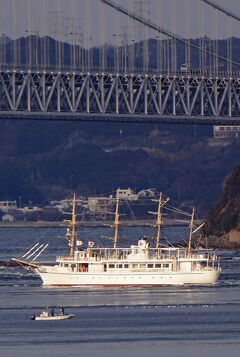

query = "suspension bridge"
[0,0,240,124]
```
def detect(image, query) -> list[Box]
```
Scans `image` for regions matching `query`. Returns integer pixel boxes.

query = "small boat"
[31,307,74,321]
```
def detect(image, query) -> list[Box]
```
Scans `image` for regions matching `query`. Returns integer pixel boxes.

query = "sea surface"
[0,226,240,357]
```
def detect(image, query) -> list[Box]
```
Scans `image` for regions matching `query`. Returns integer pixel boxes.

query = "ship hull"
[36,269,220,286]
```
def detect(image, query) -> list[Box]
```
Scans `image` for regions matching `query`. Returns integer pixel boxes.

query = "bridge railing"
[0,64,240,79]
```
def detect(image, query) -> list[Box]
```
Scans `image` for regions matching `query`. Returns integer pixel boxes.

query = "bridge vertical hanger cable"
[15,2,21,66]
[46,0,48,68]
[188,0,191,69]
[80,0,84,70]
[46,0,50,68]
[27,0,31,68]
[101,0,105,70]
[207,7,212,74]
[199,0,204,72]
[198,0,200,70]
[46,0,50,69]
[113,2,115,71]
[173,0,177,72]
[127,0,130,72]
[213,7,216,74]
[155,0,159,72]
[157,0,161,71]
[13,0,18,67]
[90,2,93,70]
[170,0,173,72]
[42,0,46,68]
[145,1,149,73]
[154,0,157,71]
[214,6,218,75]
[57,0,60,70]
[128,0,132,71]
[227,16,233,74]
[70,0,73,69]
[2,1,6,66]
[185,0,190,69]
[134,1,142,71]
[85,0,89,69]
[60,0,63,70]
[0,2,3,65]
[161,0,165,72]
[83,0,86,69]
[113,0,118,71]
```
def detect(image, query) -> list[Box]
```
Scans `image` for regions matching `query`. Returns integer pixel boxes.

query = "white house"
[2,213,15,222]
[116,188,138,201]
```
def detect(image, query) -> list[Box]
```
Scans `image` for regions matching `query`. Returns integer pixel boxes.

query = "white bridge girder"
[1,69,240,124]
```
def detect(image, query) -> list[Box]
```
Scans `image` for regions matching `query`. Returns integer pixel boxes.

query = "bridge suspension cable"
[99,0,240,69]
[201,0,240,23]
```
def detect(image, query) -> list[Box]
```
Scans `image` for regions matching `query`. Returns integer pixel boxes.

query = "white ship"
[13,194,221,286]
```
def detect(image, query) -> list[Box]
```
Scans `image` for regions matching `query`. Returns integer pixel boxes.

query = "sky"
[0,0,240,46]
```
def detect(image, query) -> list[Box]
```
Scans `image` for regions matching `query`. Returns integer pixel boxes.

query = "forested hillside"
[0,119,240,215]
[206,164,240,236]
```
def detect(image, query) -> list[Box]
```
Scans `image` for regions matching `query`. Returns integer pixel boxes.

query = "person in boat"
[60,307,65,316]
[51,307,55,317]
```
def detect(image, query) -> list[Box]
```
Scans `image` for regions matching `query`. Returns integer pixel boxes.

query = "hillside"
[206,164,240,247]
[1,119,240,216]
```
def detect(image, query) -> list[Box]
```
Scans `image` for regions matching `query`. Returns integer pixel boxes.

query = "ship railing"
[74,247,191,261]
[58,250,215,263]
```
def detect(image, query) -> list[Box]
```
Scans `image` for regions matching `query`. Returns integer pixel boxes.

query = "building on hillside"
[138,188,157,198]
[87,196,114,219]
[0,200,17,212]
[116,188,138,201]
[2,213,15,222]
[213,126,240,139]
[48,198,86,212]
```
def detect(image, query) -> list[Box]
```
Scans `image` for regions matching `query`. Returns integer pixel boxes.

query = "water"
[0,227,240,357]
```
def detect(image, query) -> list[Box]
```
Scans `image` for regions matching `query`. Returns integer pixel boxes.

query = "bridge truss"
[1,69,240,124]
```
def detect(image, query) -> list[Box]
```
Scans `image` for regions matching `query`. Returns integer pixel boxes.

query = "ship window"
[140,264,146,268]
[132,264,138,268]
[124,264,129,268]
[147,264,154,268]
[155,264,162,268]
[109,264,115,269]
[163,264,169,268]
[117,264,123,268]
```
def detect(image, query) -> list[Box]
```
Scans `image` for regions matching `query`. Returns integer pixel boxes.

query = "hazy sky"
[0,0,240,45]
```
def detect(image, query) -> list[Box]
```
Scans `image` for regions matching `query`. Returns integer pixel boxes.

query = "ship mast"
[69,193,77,259]
[188,207,195,255]
[156,192,163,249]
[113,197,120,249]
[155,193,169,249]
